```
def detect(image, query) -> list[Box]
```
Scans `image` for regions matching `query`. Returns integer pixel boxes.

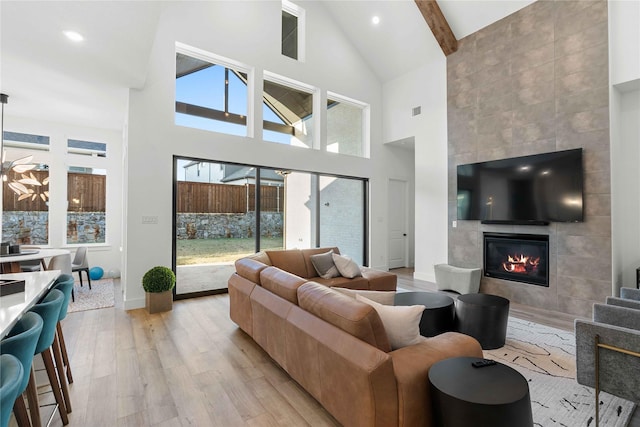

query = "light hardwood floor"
[20,269,638,426]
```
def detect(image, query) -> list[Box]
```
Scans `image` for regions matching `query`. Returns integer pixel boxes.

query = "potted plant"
[143,266,176,314]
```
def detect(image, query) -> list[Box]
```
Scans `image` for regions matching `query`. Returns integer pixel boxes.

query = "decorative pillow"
[310,250,340,279]
[332,253,362,279]
[356,294,426,350]
[333,287,396,306]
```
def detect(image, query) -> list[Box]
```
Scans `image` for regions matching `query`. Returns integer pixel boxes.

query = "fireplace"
[483,233,549,287]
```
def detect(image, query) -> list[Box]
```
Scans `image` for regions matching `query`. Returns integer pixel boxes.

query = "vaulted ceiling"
[0,0,534,131]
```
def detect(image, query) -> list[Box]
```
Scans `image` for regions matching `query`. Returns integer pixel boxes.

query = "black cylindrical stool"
[455,293,509,349]
[394,292,454,337]
[429,357,533,427]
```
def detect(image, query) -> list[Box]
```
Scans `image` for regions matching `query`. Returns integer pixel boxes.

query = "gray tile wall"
[446,0,610,318]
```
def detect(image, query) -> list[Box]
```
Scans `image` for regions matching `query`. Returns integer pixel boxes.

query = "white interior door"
[388,179,407,269]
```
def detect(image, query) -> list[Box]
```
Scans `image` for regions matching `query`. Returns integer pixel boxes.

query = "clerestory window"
[175,51,249,137]
[282,0,305,61]
[263,73,315,148]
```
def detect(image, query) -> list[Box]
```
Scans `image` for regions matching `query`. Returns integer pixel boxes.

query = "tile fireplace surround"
[446,0,610,318]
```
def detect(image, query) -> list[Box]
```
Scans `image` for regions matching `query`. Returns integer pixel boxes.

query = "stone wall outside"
[176,212,283,239]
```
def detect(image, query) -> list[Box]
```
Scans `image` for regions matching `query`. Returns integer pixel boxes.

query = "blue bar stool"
[53,274,75,385]
[29,289,70,425]
[0,312,44,427]
[1,354,25,427]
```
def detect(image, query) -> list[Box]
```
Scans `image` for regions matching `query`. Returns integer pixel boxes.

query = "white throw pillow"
[356,294,426,350]
[332,253,362,279]
[333,287,396,306]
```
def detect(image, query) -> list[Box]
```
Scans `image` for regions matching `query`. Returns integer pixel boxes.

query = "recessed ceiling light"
[372,16,380,25]
[63,30,84,42]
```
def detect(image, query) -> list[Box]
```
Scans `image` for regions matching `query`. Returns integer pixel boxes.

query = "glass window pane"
[282,10,298,59]
[175,159,257,295]
[284,171,317,249]
[68,139,107,157]
[263,79,313,148]
[67,167,106,244]
[258,168,285,252]
[319,176,364,265]
[175,53,248,136]
[2,153,49,245]
[3,131,50,150]
[327,98,365,157]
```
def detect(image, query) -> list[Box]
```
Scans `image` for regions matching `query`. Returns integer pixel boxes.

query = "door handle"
[403,234,407,237]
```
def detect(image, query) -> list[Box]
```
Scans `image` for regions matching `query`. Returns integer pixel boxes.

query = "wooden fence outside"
[3,171,106,212]
[4,174,281,214]
[176,182,282,213]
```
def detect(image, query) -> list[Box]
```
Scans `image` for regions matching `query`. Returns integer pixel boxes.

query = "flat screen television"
[457,149,583,224]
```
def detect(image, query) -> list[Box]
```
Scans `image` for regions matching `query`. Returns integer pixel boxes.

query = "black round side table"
[429,356,533,427]
[394,292,454,337]
[455,293,509,349]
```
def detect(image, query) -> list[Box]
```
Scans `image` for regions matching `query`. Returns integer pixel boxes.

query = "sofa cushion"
[266,249,308,278]
[260,266,307,304]
[312,276,370,290]
[310,250,340,279]
[333,288,396,306]
[356,295,426,350]
[297,282,391,353]
[332,253,362,278]
[301,247,340,279]
[361,267,397,291]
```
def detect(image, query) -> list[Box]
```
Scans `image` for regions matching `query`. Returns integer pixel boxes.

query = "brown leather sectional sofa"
[228,248,483,427]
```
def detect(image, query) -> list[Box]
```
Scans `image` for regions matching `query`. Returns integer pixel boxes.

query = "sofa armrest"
[390,332,482,427]
[606,296,640,312]
[575,319,640,402]
[595,302,640,330]
[235,257,268,284]
[620,287,640,301]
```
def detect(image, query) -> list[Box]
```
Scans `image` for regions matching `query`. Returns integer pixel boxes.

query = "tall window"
[327,94,368,158]
[175,51,249,137]
[67,167,106,244]
[282,0,304,61]
[263,74,315,148]
[1,134,50,245]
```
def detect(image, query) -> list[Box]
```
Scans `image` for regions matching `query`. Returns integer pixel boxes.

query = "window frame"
[281,0,305,62]
[326,91,370,158]
[262,71,318,149]
[175,42,255,138]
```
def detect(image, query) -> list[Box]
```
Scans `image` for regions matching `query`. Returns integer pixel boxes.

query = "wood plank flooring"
[15,269,637,426]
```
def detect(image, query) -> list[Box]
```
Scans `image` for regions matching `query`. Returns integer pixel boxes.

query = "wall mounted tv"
[457,148,583,225]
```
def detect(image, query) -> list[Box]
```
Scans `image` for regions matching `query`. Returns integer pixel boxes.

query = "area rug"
[485,317,635,427]
[67,278,115,313]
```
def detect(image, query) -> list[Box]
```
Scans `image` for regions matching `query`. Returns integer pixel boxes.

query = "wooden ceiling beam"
[414,0,458,56]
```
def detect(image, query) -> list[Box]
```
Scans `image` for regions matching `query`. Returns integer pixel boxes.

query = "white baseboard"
[370,264,389,271]
[414,270,436,283]
[124,298,145,310]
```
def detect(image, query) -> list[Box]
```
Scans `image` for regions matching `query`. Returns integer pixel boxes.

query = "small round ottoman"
[394,292,455,337]
[455,293,509,349]
[429,356,533,427]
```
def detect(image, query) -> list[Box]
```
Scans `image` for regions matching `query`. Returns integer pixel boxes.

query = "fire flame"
[502,254,540,274]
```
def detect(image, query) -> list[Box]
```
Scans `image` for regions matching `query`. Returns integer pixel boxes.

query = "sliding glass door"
[174,159,259,296]
[173,156,368,298]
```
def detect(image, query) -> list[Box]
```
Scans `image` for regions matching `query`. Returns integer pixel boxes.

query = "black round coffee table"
[429,356,533,427]
[455,293,509,349]
[394,292,454,337]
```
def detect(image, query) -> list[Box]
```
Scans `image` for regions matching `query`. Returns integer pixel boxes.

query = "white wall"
[124,1,409,308]
[609,0,640,294]
[1,115,123,274]
[609,0,640,88]
[383,57,447,282]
